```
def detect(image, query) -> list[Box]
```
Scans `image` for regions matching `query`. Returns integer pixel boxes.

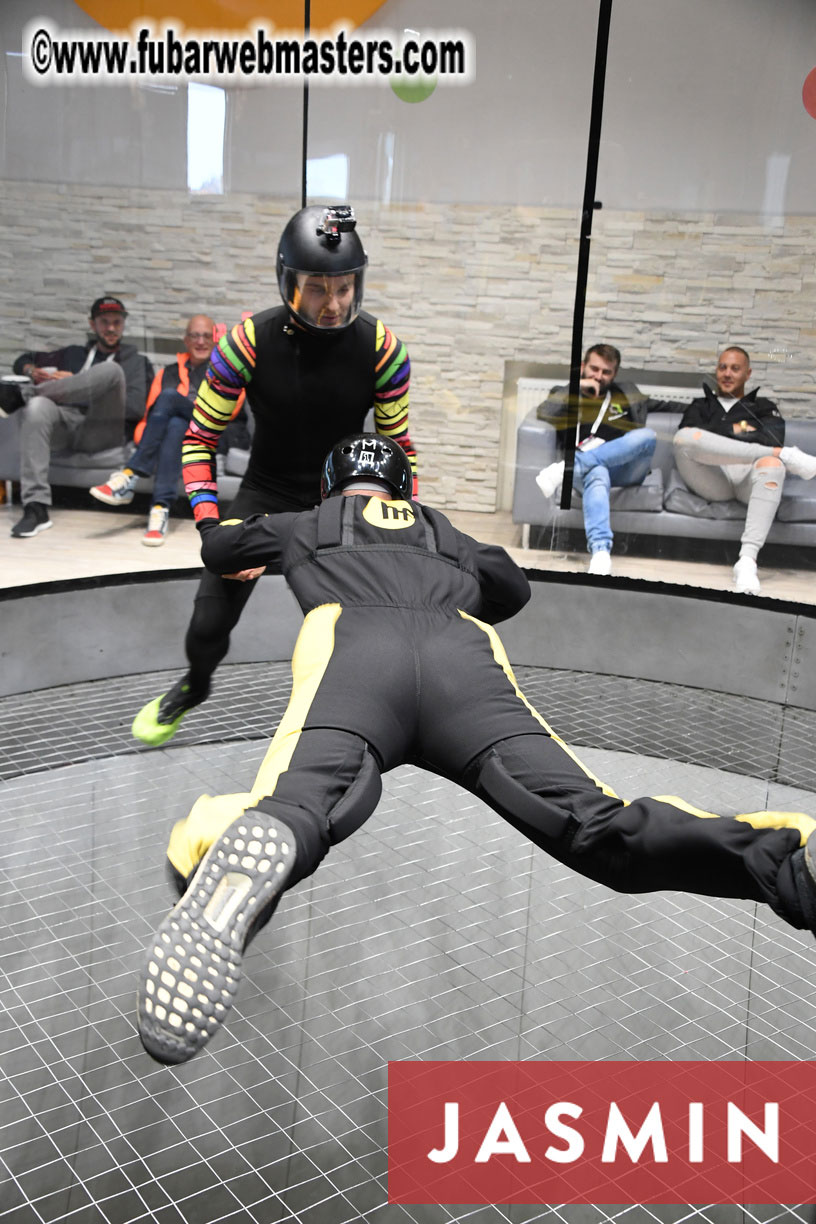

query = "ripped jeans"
[673,428,784,560]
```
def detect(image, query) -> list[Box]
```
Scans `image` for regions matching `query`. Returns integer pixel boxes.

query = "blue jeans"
[573,428,657,553]
[129,389,194,508]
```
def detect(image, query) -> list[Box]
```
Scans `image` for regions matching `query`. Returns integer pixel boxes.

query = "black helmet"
[277,205,367,335]
[321,434,413,500]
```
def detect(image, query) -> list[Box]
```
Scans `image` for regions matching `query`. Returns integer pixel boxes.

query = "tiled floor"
[4,735,816,1224]
[3,502,816,1222]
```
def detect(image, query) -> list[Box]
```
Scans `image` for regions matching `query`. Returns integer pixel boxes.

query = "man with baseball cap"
[1,295,153,538]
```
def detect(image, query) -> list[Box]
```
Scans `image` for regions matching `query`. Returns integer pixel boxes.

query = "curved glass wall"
[4,4,816,1222]
[1,0,815,598]
[539,0,816,597]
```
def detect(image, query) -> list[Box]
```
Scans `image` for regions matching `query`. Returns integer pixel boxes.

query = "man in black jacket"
[2,296,153,539]
[673,347,816,594]
[534,344,669,576]
[137,434,816,1066]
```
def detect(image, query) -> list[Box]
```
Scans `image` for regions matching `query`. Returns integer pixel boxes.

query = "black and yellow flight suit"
[167,493,816,937]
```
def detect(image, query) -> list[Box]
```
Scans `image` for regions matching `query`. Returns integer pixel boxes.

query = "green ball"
[391,75,437,103]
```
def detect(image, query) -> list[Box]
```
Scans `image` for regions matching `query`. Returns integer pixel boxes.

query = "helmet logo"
[321,432,413,501]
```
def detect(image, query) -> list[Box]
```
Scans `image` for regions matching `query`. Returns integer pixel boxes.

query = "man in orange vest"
[90,314,226,546]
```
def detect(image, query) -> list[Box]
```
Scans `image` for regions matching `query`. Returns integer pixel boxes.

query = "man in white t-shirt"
[673,346,816,595]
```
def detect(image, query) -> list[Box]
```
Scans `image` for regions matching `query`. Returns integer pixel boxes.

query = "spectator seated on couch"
[1,295,153,539]
[673,346,816,595]
[534,343,680,576]
[90,314,247,548]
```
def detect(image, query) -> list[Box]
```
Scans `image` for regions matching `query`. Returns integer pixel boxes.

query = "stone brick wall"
[2,182,815,510]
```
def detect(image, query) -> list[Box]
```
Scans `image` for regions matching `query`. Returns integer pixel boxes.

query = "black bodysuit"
[176,308,415,693]
[166,495,816,940]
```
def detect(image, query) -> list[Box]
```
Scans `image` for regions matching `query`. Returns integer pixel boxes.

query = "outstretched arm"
[198,513,298,575]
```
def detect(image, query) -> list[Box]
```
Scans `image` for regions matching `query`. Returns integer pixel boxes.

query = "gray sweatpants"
[673,427,784,561]
[19,363,125,506]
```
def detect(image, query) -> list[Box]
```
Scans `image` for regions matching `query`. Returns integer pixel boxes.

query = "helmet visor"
[281,265,365,331]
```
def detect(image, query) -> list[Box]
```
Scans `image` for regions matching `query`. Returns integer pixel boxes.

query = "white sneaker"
[535,460,565,500]
[733,556,761,595]
[90,469,138,506]
[142,504,170,547]
[780,446,816,480]
[588,549,612,576]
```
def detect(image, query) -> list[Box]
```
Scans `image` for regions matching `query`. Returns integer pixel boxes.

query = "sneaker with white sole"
[779,446,816,480]
[733,556,761,595]
[588,549,612,576]
[137,810,297,1064]
[90,469,138,506]
[142,504,170,547]
[535,460,565,500]
[11,502,52,538]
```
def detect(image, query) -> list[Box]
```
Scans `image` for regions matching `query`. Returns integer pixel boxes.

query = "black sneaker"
[131,675,210,746]
[10,502,52,538]
[0,377,28,418]
[137,810,297,1064]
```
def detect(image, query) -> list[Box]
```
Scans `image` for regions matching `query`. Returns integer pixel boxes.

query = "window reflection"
[0,1,814,605]
[306,152,350,200]
[187,82,225,195]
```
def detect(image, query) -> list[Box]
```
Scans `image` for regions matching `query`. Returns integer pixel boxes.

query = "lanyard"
[81,346,116,372]
[577,390,611,442]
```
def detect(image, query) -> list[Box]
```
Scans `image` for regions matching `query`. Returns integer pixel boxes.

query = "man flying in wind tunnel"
[137,434,816,1065]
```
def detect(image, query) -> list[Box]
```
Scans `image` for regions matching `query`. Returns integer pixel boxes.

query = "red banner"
[388,1061,816,1204]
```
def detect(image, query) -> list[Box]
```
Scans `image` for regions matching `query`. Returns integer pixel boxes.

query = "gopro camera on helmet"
[277,204,367,335]
[315,205,357,243]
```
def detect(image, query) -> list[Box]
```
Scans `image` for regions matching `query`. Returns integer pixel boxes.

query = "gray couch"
[0,396,250,505]
[0,329,257,505]
[513,394,816,550]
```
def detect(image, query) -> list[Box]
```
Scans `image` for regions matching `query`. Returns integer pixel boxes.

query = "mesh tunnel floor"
[1,663,815,1224]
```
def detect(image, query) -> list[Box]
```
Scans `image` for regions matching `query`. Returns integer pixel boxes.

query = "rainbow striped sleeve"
[372,319,417,490]
[182,318,257,521]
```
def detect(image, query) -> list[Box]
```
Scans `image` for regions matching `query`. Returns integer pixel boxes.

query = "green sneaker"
[132,677,209,746]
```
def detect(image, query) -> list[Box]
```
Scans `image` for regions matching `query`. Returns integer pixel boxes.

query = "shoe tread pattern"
[137,813,295,1064]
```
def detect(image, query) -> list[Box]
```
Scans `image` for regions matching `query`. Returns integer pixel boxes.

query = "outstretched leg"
[418,610,816,932]
[466,729,816,933]
[137,727,382,1063]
